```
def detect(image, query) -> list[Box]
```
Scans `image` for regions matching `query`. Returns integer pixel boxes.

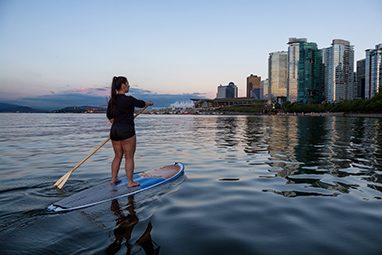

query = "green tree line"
[283,94,382,113]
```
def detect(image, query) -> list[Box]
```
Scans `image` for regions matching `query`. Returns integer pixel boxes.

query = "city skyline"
[1,0,381,101]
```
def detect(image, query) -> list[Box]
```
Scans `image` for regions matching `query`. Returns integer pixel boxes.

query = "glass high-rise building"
[321,47,331,101]
[365,43,382,99]
[268,51,288,100]
[356,59,366,99]
[324,39,354,102]
[226,82,238,98]
[287,38,307,102]
[297,42,324,103]
[261,79,269,100]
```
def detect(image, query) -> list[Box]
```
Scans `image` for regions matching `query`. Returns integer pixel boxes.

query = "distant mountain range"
[0,87,206,112]
[52,106,106,113]
[0,103,45,113]
[0,103,109,113]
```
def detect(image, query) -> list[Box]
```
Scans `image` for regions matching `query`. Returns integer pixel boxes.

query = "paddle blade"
[54,172,72,189]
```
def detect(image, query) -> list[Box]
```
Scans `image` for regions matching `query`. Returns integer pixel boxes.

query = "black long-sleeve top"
[106,94,145,141]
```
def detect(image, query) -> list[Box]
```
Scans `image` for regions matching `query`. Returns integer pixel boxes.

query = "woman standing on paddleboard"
[107,76,153,187]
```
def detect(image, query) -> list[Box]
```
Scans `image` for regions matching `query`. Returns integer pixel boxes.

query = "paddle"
[53,105,149,189]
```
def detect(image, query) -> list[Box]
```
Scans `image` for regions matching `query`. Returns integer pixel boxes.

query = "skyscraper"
[246,74,261,99]
[261,79,269,100]
[321,47,331,101]
[297,42,324,103]
[324,39,354,102]
[356,59,366,99]
[268,51,288,100]
[365,43,382,99]
[287,38,307,102]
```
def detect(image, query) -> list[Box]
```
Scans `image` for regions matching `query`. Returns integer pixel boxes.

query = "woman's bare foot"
[128,181,140,188]
[111,179,121,185]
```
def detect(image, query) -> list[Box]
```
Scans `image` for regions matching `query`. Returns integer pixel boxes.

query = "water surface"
[0,113,382,254]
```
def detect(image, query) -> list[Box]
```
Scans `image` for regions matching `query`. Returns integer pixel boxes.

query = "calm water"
[1,113,382,255]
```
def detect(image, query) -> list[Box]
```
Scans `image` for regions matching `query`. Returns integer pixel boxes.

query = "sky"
[0,0,381,105]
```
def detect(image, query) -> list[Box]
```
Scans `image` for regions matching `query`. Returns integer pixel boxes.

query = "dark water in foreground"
[0,113,382,255]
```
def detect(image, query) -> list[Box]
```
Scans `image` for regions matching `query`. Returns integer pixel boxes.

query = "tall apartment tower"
[321,47,331,101]
[261,79,269,100]
[287,38,307,102]
[324,39,354,102]
[365,43,382,99]
[297,42,324,103]
[246,74,261,98]
[268,51,288,100]
[356,59,366,99]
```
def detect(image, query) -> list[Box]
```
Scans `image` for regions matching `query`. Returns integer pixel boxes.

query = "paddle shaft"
[54,105,149,188]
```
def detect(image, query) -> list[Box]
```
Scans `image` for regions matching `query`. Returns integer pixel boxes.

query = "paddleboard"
[48,162,184,212]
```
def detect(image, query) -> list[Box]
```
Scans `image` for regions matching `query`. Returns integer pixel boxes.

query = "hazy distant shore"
[2,111,382,118]
[196,111,382,118]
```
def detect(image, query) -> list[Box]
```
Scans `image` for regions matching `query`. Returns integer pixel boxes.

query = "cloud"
[3,87,206,110]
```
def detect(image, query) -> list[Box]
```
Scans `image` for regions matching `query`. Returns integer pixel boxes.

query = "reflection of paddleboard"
[48,162,184,212]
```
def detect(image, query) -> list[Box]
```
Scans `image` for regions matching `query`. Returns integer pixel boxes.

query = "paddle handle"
[71,137,110,173]
[70,105,148,172]
[134,105,149,119]
[54,105,149,188]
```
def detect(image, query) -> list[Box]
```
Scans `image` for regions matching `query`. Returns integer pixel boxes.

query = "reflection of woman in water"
[106,196,160,255]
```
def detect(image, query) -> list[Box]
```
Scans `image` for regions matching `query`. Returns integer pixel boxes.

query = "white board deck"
[48,162,184,212]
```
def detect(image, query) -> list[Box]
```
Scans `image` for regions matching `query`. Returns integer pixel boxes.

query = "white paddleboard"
[48,162,184,212]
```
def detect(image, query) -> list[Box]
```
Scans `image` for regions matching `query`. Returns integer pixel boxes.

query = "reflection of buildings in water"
[215,116,240,148]
[342,118,382,173]
[106,197,159,255]
[241,115,299,177]
[243,116,269,155]
[328,116,354,170]
[325,117,382,172]
[343,117,382,195]
[191,116,218,145]
[371,118,382,167]
[265,116,299,177]
[344,117,379,164]
[293,116,382,196]
[242,115,382,198]
[294,116,329,170]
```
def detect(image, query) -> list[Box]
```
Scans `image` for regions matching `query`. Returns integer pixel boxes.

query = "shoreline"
[275,112,382,118]
[194,111,382,118]
[1,111,382,118]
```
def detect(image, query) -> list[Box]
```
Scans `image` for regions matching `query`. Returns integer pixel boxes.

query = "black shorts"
[110,123,135,141]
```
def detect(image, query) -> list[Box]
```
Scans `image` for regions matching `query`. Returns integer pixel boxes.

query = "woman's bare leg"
[111,140,123,184]
[121,135,139,187]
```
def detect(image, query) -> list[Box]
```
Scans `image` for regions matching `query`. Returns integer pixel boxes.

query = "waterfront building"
[324,39,354,102]
[356,59,366,99]
[216,82,238,99]
[246,74,261,99]
[268,51,288,101]
[287,38,307,102]
[297,42,325,103]
[321,47,331,101]
[192,97,265,109]
[261,79,269,100]
[365,43,382,99]
[217,85,226,98]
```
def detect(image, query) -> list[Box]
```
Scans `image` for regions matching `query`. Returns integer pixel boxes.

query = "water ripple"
[1,114,382,254]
